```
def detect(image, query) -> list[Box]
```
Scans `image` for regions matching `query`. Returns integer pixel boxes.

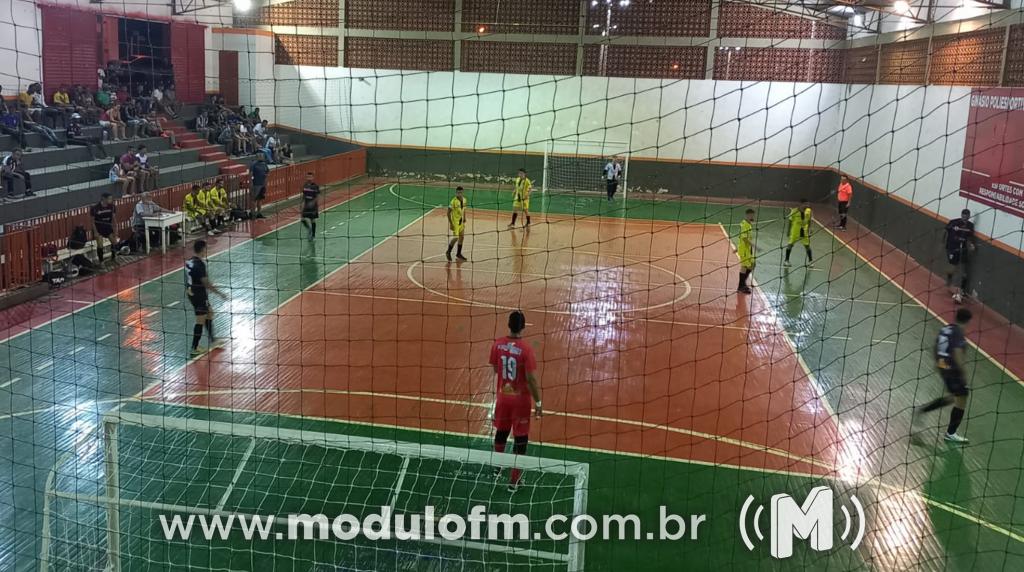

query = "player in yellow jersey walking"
[783,198,813,267]
[508,168,532,228]
[737,209,756,294]
[447,186,468,262]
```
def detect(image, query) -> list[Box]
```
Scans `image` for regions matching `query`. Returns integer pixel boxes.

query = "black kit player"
[914,308,972,443]
[944,209,976,301]
[300,172,320,241]
[186,239,226,357]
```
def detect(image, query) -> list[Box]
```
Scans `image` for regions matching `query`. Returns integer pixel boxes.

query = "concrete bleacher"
[1,125,224,224]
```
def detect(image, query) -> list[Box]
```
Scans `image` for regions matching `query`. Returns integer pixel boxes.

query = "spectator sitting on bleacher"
[66,113,107,159]
[163,83,181,118]
[109,157,135,195]
[2,149,34,200]
[95,87,112,109]
[29,83,65,129]
[90,192,121,264]
[18,103,63,148]
[0,85,28,149]
[279,143,294,164]
[140,111,179,148]
[52,85,73,126]
[252,119,266,138]
[120,145,148,192]
[109,103,129,141]
[250,107,262,123]
[135,144,158,192]
[73,85,99,123]
[216,122,233,151]
[195,110,213,142]
[233,123,253,156]
[262,132,278,164]
[121,99,144,139]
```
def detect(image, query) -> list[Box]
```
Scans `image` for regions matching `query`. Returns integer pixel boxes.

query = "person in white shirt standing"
[603,156,622,202]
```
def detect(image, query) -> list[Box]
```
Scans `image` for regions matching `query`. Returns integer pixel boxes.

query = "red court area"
[147,210,839,475]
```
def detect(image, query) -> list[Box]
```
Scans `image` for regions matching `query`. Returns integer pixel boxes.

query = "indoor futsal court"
[3,1,1024,572]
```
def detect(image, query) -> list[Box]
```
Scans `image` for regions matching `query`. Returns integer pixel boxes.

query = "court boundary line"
[24,394,1024,547]
[715,223,842,425]
[135,398,1024,546]
[128,208,437,407]
[818,222,1024,388]
[154,387,834,472]
[0,182,384,347]
[310,290,898,347]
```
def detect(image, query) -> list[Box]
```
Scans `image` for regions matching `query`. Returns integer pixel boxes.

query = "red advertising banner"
[960,87,1024,218]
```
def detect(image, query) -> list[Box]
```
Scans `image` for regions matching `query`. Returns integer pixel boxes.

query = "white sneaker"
[944,432,969,443]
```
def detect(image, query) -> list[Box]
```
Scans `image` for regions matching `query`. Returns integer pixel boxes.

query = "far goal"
[542,138,630,202]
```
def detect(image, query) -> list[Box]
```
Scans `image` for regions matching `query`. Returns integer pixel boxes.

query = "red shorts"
[493,397,532,437]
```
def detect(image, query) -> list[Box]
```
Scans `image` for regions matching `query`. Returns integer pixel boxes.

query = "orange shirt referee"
[836,176,853,230]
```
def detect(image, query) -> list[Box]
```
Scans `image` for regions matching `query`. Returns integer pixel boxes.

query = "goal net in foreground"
[42,408,589,572]
[542,138,630,201]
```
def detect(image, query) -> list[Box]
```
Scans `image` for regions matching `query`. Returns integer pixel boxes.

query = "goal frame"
[542,138,630,205]
[44,410,590,572]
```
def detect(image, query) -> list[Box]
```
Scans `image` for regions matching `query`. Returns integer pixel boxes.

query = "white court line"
[717,223,841,424]
[216,438,256,512]
[35,361,53,372]
[387,457,411,513]
[818,222,1024,388]
[73,347,85,354]
[0,183,387,346]
[96,334,112,341]
[144,310,160,318]
[125,201,434,407]
[314,290,896,345]
[167,301,180,307]
[0,377,22,390]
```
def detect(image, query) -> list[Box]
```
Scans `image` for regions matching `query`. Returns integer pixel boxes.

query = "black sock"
[457,243,463,256]
[526,215,531,225]
[738,271,748,289]
[191,324,203,350]
[806,247,813,262]
[919,396,952,413]
[840,215,847,227]
[960,276,969,293]
[785,246,793,262]
[97,247,104,262]
[947,406,965,434]
[946,273,954,287]
[205,320,214,342]
[301,219,310,231]
[511,213,518,225]
[447,239,456,254]
[310,222,316,238]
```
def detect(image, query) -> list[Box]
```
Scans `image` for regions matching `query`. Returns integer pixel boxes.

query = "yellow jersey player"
[447,186,468,262]
[508,168,532,228]
[784,198,813,267]
[737,208,756,294]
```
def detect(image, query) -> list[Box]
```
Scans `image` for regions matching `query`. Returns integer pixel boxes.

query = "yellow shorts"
[451,224,465,237]
[514,197,530,210]
[789,227,810,246]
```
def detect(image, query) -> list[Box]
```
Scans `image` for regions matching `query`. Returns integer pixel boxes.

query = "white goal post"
[542,138,630,202]
[42,409,591,572]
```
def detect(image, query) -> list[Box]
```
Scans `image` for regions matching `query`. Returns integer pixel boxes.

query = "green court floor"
[3,183,1023,571]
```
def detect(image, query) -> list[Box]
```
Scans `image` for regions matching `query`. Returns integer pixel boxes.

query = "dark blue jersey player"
[914,308,972,443]
[944,209,975,300]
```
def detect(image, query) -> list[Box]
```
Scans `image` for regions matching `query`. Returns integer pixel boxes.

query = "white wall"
[265,66,845,167]
[0,0,231,95]
[837,83,1024,251]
